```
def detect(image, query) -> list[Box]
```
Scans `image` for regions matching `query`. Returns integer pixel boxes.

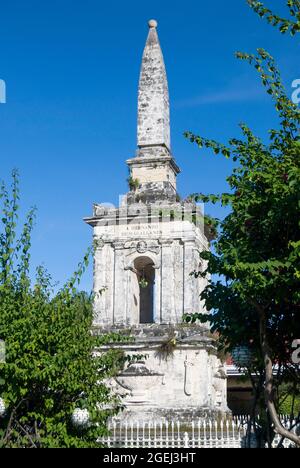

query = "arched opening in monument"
[134,256,155,324]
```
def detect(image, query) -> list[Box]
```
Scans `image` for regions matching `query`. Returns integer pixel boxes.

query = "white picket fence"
[101,415,299,449]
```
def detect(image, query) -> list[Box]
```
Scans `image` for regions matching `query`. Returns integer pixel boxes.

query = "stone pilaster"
[93,240,106,325]
[173,240,184,322]
[160,240,174,323]
[192,248,201,315]
[113,242,126,325]
[153,263,161,324]
[183,240,195,316]
[93,241,115,326]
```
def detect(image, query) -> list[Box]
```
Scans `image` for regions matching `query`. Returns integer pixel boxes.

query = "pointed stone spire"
[137,19,170,152]
[126,20,180,204]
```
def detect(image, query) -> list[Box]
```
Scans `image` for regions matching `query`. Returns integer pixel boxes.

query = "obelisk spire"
[137,19,171,152]
[126,20,180,204]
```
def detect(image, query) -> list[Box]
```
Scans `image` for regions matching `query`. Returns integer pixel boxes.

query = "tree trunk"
[259,313,300,447]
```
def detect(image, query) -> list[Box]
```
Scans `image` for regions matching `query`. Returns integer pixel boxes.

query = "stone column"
[153,263,161,324]
[160,240,174,323]
[192,248,202,315]
[183,240,195,316]
[173,240,184,322]
[105,243,115,326]
[93,241,115,326]
[124,265,139,326]
[93,239,106,325]
[124,267,130,326]
[113,242,126,325]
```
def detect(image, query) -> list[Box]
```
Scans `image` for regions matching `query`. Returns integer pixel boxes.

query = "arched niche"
[134,256,155,324]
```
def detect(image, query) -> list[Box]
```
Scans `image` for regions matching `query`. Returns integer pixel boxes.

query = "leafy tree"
[248,0,300,35]
[0,172,125,448]
[184,19,300,448]
[278,384,300,415]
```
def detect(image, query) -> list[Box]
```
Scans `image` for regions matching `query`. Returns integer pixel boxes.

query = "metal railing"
[101,415,299,449]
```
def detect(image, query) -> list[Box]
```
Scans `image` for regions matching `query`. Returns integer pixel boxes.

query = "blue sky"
[0,0,299,291]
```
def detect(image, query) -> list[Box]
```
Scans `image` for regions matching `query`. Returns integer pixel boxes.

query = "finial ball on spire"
[148,19,158,28]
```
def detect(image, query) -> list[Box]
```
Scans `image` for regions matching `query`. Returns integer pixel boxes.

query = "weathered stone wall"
[131,161,177,189]
[92,215,208,327]
[97,325,228,421]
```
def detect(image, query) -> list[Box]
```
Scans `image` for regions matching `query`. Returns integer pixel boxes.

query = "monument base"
[96,324,229,423]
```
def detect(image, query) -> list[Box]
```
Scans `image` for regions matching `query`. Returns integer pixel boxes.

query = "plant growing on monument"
[155,329,178,362]
[139,277,149,289]
[127,176,140,192]
[0,171,127,448]
[184,13,300,447]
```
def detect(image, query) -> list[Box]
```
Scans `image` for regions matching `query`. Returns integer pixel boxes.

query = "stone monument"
[84,20,228,421]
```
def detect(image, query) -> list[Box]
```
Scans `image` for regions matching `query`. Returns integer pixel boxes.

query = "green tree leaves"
[184,8,300,446]
[0,174,124,448]
[247,0,300,35]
